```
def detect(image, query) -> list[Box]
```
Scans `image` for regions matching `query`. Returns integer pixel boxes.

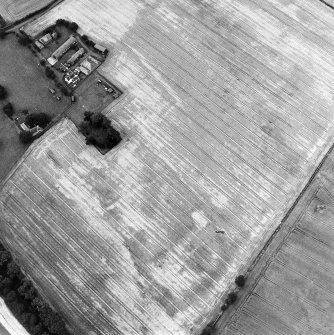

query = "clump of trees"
[17,35,32,46]
[0,85,8,100]
[45,67,56,80]
[25,112,51,128]
[55,19,79,32]
[0,243,71,335]
[19,131,33,144]
[79,111,122,150]
[81,34,94,47]
[235,275,246,288]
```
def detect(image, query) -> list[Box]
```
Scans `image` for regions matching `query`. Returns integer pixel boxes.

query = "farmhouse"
[47,35,76,65]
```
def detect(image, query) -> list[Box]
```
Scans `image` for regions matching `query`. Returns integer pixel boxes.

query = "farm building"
[94,43,107,54]
[66,47,85,65]
[39,32,52,45]
[34,40,44,50]
[5,0,334,335]
[78,55,99,75]
[47,35,76,65]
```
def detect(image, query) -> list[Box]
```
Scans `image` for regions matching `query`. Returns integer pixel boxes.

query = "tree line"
[0,243,71,335]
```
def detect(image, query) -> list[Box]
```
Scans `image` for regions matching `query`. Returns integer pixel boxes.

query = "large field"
[215,145,334,335]
[2,0,334,334]
[0,0,54,22]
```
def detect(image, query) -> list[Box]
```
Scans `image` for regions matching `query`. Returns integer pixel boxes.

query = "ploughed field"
[0,0,53,22]
[216,143,334,335]
[2,0,334,334]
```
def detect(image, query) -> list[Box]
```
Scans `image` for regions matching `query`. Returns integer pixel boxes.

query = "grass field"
[215,146,334,335]
[0,34,70,183]
[0,0,54,22]
[2,0,334,334]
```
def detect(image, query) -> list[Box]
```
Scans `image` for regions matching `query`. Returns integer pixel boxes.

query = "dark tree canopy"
[19,131,33,144]
[79,112,121,150]
[68,22,78,32]
[0,85,7,100]
[25,113,51,128]
[0,243,70,335]
[3,102,14,118]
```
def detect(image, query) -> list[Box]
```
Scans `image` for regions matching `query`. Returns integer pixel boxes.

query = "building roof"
[94,44,107,53]
[34,41,44,50]
[51,35,76,60]
[78,56,98,75]
[47,57,57,66]
[67,48,85,65]
[39,33,52,45]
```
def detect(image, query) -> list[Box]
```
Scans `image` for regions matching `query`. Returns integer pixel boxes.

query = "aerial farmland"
[1,0,334,334]
[0,0,54,22]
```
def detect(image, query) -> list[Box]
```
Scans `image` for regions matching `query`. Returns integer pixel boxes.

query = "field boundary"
[3,0,64,30]
[213,137,334,332]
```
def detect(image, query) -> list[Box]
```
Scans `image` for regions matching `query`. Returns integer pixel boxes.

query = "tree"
[69,22,78,32]
[18,35,31,46]
[3,102,14,118]
[235,275,246,287]
[4,290,17,303]
[83,111,93,122]
[0,85,7,100]
[0,250,12,267]
[225,292,237,305]
[19,131,33,144]
[6,300,25,316]
[56,19,65,26]
[32,297,47,312]
[45,67,56,79]
[30,323,44,335]
[18,279,37,301]
[90,112,104,128]
[6,261,21,279]
[0,276,12,293]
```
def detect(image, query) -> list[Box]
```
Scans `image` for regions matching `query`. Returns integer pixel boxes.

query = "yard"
[0,33,70,182]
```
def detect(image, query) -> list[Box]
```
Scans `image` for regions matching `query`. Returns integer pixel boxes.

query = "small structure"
[47,57,58,67]
[67,48,85,66]
[94,44,107,54]
[39,33,53,46]
[78,56,99,76]
[29,125,43,136]
[34,40,44,50]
